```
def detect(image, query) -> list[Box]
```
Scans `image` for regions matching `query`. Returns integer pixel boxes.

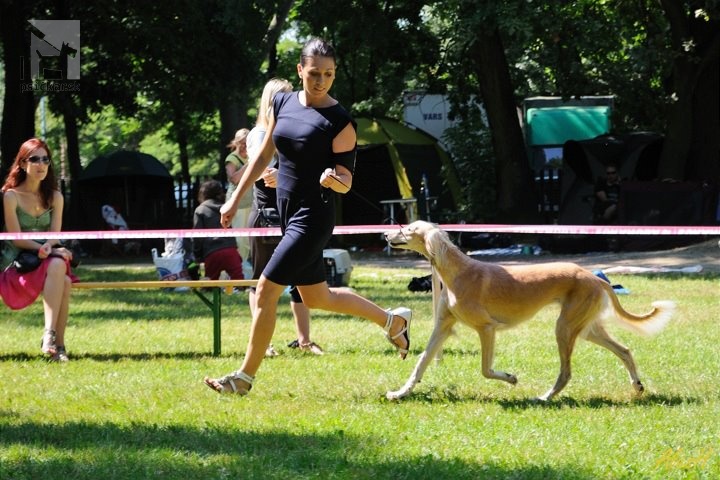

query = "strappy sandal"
[52,346,69,363]
[384,307,411,360]
[204,370,254,395]
[265,344,280,357]
[299,342,324,356]
[40,329,57,356]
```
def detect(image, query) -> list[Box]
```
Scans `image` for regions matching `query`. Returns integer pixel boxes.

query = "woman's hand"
[320,166,351,193]
[50,247,73,262]
[220,202,236,228]
[319,168,336,188]
[262,167,278,188]
[37,242,53,259]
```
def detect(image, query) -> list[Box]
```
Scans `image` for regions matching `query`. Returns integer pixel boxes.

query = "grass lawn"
[1,260,718,479]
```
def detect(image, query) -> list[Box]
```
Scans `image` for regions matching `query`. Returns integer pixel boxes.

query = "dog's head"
[384,220,449,261]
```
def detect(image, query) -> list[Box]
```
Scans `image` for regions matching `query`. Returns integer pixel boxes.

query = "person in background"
[247,77,323,356]
[205,38,411,395]
[594,162,622,224]
[0,138,77,362]
[225,128,252,262]
[192,179,244,281]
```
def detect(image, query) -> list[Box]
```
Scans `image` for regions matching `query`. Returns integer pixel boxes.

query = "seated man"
[594,163,621,224]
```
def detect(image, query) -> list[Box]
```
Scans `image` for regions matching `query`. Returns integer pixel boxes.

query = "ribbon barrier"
[0,223,718,241]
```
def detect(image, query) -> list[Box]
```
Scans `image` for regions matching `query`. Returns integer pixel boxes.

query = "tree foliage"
[293,0,442,117]
[1,0,717,225]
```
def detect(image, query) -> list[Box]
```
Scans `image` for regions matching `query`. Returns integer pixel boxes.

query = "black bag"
[407,274,432,292]
[257,207,281,245]
[258,207,281,227]
[13,250,42,273]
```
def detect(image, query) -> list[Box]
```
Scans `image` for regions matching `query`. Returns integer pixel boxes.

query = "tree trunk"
[218,100,245,182]
[215,0,294,181]
[0,2,36,174]
[657,0,720,181]
[58,96,82,181]
[176,122,191,187]
[470,28,539,223]
[688,50,719,183]
[61,102,82,229]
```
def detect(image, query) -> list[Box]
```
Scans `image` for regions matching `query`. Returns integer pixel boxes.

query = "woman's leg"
[239,276,286,374]
[297,283,409,352]
[53,275,72,347]
[41,258,70,354]
[298,283,385,326]
[292,301,311,345]
[206,274,287,392]
[248,287,277,357]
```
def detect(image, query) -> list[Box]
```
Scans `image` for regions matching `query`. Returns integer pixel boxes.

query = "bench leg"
[213,289,221,356]
[191,288,222,356]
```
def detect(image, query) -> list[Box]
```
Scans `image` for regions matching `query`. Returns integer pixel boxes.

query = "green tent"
[342,117,461,227]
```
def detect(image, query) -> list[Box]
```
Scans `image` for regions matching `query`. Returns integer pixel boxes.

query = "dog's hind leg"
[386,311,455,400]
[584,323,645,396]
[538,313,584,402]
[478,325,518,385]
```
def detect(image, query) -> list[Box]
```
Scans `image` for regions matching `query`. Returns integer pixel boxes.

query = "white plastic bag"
[151,246,190,291]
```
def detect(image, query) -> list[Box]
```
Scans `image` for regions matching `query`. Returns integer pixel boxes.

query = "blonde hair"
[227,128,250,150]
[257,78,293,129]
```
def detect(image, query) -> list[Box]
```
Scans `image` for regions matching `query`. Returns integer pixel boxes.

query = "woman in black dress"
[205,38,411,395]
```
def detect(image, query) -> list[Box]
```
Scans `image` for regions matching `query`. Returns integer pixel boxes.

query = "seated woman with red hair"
[0,138,77,362]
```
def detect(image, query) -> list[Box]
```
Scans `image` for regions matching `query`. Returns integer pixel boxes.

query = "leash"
[327,173,408,230]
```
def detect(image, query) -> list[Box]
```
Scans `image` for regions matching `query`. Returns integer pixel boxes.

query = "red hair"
[1,138,59,209]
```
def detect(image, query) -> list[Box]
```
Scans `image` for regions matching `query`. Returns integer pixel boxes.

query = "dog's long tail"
[605,285,675,336]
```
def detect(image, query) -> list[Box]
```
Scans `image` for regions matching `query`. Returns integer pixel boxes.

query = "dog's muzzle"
[384,232,407,247]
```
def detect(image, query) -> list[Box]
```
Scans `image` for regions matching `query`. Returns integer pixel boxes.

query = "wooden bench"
[73,279,258,356]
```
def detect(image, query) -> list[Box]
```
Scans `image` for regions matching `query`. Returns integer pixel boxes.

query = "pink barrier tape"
[0,224,718,241]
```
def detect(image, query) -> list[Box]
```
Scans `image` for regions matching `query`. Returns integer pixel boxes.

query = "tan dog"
[384,221,675,401]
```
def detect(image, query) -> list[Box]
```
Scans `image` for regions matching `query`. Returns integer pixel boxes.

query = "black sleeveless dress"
[263,91,354,286]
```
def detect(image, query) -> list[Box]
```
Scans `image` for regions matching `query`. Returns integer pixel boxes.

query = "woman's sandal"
[204,370,254,395]
[299,342,324,355]
[384,307,412,360]
[52,346,69,363]
[265,344,280,357]
[40,329,57,356]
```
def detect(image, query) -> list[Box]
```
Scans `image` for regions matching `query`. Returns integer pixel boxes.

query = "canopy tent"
[558,133,664,225]
[342,117,462,227]
[526,106,611,147]
[523,96,614,170]
[75,150,177,231]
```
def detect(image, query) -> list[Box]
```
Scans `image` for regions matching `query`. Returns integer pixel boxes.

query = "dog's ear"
[425,228,448,261]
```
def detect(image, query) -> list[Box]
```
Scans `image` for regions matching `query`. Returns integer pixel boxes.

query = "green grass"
[1,262,719,479]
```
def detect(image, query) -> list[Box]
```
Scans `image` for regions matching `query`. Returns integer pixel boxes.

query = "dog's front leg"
[386,314,454,400]
[479,325,518,385]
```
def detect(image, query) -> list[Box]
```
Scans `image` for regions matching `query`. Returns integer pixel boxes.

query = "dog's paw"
[386,389,409,401]
[632,380,645,395]
[507,374,518,385]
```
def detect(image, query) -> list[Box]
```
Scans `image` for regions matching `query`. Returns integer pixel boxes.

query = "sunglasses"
[27,155,51,165]
[606,170,617,175]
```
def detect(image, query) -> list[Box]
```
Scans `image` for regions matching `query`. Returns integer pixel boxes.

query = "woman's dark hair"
[198,180,225,203]
[1,137,58,209]
[300,37,336,65]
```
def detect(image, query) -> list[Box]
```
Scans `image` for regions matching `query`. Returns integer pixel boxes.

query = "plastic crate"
[323,249,353,286]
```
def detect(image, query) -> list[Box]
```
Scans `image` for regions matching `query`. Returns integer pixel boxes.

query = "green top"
[1,206,52,269]
[224,153,253,210]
